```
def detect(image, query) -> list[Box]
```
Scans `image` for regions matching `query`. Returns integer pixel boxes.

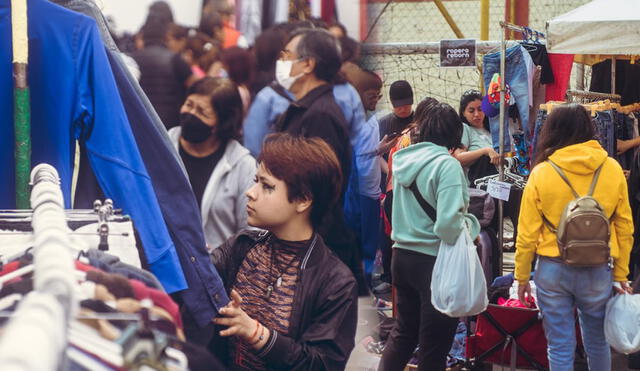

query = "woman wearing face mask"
[168,77,256,250]
[453,90,500,184]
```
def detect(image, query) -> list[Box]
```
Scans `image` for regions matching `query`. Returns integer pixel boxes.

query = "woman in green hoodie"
[378,103,480,371]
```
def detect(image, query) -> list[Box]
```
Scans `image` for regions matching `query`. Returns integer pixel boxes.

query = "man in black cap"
[378,80,414,141]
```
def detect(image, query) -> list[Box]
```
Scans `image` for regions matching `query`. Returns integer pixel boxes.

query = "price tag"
[487,179,511,201]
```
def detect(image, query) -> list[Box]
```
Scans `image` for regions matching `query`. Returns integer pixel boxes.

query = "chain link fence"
[363,0,591,112]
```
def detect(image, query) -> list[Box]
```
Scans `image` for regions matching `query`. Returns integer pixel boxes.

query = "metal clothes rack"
[566,89,622,104]
[496,21,547,274]
[0,164,78,370]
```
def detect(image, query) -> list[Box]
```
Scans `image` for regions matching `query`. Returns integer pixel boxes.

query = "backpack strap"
[587,163,605,197]
[542,161,606,233]
[408,180,437,222]
[547,160,580,198]
[541,213,558,234]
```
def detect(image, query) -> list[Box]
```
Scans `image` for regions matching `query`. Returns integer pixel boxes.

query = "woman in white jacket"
[169,77,256,250]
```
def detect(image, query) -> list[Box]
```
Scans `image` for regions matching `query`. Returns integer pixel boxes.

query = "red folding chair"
[466,304,548,370]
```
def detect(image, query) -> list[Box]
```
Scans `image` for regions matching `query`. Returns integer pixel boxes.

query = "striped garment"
[230,237,309,370]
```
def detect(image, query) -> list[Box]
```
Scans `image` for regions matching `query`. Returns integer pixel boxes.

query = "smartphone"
[387,131,402,139]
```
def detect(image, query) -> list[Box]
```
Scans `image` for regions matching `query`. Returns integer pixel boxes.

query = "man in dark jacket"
[273,28,360,284]
[131,18,194,129]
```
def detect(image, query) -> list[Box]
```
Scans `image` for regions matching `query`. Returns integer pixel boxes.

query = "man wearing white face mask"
[272,28,358,283]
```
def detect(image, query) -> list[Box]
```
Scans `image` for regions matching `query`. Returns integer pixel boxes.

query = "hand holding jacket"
[211,231,358,370]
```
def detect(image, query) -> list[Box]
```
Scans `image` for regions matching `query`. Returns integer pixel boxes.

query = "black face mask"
[180,113,213,144]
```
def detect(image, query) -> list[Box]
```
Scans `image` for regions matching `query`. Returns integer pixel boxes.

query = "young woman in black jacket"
[211,133,358,370]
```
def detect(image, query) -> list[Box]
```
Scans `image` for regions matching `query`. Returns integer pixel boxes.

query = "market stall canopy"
[546,0,640,60]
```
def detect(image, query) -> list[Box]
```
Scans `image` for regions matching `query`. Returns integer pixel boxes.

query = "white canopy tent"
[546,0,640,56]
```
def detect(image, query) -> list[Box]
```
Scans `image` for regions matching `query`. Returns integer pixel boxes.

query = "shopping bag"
[431,224,488,317]
[604,292,640,354]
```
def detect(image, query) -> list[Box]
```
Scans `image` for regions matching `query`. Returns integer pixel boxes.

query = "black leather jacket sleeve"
[257,265,358,370]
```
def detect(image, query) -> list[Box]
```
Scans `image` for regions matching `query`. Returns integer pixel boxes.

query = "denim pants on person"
[483,45,531,152]
[534,257,613,371]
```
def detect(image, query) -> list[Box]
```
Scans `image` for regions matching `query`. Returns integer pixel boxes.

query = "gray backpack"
[541,160,611,267]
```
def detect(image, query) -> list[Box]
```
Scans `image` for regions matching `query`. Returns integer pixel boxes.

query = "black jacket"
[130,45,192,129]
[275,84,357,268]
[275,84,351,187]
[210,230,358,370]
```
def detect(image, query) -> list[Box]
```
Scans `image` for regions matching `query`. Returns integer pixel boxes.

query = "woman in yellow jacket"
[515,104,633,371]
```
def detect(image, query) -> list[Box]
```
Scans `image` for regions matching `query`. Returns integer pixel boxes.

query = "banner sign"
[440,39,477,68]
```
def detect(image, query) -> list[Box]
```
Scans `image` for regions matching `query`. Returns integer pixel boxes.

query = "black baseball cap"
[389,80,413,108]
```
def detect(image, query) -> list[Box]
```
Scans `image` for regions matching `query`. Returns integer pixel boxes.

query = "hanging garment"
[0,0,187,293]
[522,43,554,84]
[593,110,616,157]
[528,66,546,139]
[520,46,536,109]
[52,0,231,332]
[531,109,547,163]
[483,45,531,152]
[590,59,640,106]
[545,53,574,101]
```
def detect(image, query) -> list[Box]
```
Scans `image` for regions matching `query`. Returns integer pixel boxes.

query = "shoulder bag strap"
[547,160,580,198]
[408,180,437,222]
[587,163,605,197]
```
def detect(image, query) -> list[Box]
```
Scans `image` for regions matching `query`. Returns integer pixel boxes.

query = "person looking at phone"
[378,80,415,146]
[378,80,415,189]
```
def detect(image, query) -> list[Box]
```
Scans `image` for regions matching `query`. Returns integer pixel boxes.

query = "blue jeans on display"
[483,45,531,152]
[534,257,613,371]
[531,109,547,162]
[594,110,615,157]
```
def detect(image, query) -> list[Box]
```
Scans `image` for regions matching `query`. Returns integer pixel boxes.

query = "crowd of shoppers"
[117,2,636,370]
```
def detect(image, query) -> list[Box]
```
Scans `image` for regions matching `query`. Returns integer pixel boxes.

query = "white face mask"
[275,59,304,91]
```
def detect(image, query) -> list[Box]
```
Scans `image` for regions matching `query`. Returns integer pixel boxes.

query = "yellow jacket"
[515,140,634,283]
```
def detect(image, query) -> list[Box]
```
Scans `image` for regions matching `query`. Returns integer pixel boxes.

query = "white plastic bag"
[604,293,640,354]
[431,224,488,317]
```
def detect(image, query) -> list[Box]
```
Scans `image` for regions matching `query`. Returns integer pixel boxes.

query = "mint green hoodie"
[391,142,481,256]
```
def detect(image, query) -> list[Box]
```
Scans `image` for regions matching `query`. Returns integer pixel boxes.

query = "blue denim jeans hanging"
[483,46,531,152]
[531,109,547,163]
[593,110,615,157]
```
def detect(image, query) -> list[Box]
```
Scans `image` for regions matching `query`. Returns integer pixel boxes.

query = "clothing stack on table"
[0,247,223,370]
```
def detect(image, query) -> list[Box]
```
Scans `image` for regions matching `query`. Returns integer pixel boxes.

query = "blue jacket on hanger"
[50,0,231,331]
[0,0,187,293]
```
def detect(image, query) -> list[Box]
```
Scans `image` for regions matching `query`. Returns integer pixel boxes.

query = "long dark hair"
[459,89,489,131]
[459,89,481,123]
[534,103,596,165]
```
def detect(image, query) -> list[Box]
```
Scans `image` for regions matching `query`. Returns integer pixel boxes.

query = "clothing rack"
[566,89,622,103]
[496,21,547,274]
[0,164,78,370]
